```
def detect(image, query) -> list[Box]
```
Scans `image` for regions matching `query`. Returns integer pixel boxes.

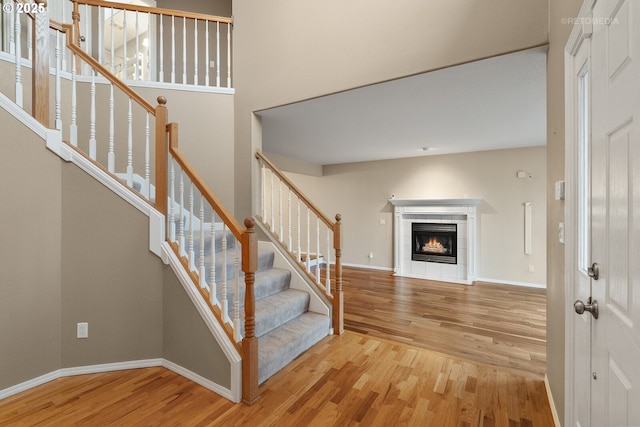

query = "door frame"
[564,0,596,426]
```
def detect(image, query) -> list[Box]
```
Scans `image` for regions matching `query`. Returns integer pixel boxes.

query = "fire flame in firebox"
[422,238,447,254]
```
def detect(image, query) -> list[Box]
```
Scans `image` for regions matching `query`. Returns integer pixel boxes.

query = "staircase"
[194,226,330,384]
[1,0,341,404]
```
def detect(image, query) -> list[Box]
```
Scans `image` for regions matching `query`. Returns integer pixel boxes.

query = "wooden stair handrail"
[49,19,156,114]
[167,123,244,241]
[71,0,233,24]
[255,151,336,229]
[168,123,259,404]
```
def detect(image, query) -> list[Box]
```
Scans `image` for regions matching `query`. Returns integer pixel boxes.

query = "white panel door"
[569,29,593,427]
[589,0,640,425]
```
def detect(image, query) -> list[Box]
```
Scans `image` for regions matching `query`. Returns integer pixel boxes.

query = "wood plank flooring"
[0,333,553,426]
[342,267,547,377]
[0,267,551,426]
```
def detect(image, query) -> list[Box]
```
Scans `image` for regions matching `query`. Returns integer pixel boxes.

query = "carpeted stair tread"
[258,312,330,384]
[252,289,310,338]
[214,267,292,311]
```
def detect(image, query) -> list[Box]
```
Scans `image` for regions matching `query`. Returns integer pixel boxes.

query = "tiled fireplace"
[389,198,481,285]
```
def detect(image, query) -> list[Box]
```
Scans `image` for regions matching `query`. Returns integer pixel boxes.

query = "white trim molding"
[0,359,236,403]
[545,374,562,427]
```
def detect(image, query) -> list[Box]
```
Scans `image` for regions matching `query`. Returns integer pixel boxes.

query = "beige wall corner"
[546,0,585,423]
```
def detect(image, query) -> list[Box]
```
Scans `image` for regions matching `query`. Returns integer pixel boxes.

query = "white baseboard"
[544,374,562,427]
[476,277,546,289]
[342,262,393,272]
[0,359,238,403]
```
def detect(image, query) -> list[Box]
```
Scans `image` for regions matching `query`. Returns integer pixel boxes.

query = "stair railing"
[255,151,344,335]
[68,0,232,89]
[5,0,260,404]
[167,124,259,405]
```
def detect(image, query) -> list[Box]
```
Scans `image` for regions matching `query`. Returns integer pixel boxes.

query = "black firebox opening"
[411,223,457,264]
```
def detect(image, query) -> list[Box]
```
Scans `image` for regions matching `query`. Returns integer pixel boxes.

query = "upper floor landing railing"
[4,0,233,90]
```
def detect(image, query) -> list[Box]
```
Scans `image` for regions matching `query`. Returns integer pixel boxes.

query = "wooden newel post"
[242,217,259,405]
[32,0,49,126]
[71,0,80,47]
[155,96,168,217]
[333,214,344,335]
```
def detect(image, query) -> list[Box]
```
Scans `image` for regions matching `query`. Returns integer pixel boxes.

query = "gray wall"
[282,146,547,285]
[0,109,62,389]
[547,0,584,423]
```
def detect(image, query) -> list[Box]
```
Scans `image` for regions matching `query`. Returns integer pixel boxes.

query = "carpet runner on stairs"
[193,227,330,384]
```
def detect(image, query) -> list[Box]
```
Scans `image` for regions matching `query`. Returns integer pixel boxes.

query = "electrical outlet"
[77,322,88,339]
[209,60,215,69]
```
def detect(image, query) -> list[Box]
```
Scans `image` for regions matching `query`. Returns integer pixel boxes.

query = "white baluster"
[182,17,186,84]
[89,71,96,160]
[144,112,150,198]
[270,170,274,231]
[159,14,164,81]
[26,17,31,61]
[70,54,78,146]
[234,244,241,342]
[171,15,175,83]
[210,211,218,306]
[134,11,139,80]
[169,161,176,242]
[216,22,220,87]
[205,20,210,86]
[55,32,62,130]
[110,8,115,74]
[126,98,133,186]
[279,179,283,242]
[179,171,185,256]
[326,229,331,293]
[221,225,229,323]
[146,12,151,80]
[288,189,292,250]
[122,10,127,79]
[199,195,206,287]
[8,3,14,55]
[98,6,103,65]
[193,18,198,85]
[306,208,311,272]
[297,198,301,264]
[107,84,114,172]
[226,23,231,87]
[14,10,22,108]
[84,4,90,67]
[261,163,266,222]
[188,184,196,272]
[316,217,320,282]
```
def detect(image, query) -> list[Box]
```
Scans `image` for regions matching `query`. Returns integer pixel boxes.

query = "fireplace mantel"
[389,198,481,284]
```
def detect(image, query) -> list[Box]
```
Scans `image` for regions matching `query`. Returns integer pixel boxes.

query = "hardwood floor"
[0,333,553,426]
[342,267,547,377]
[0,268,552,426]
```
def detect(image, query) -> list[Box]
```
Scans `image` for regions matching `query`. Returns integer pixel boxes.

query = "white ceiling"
[258,46,547,166]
